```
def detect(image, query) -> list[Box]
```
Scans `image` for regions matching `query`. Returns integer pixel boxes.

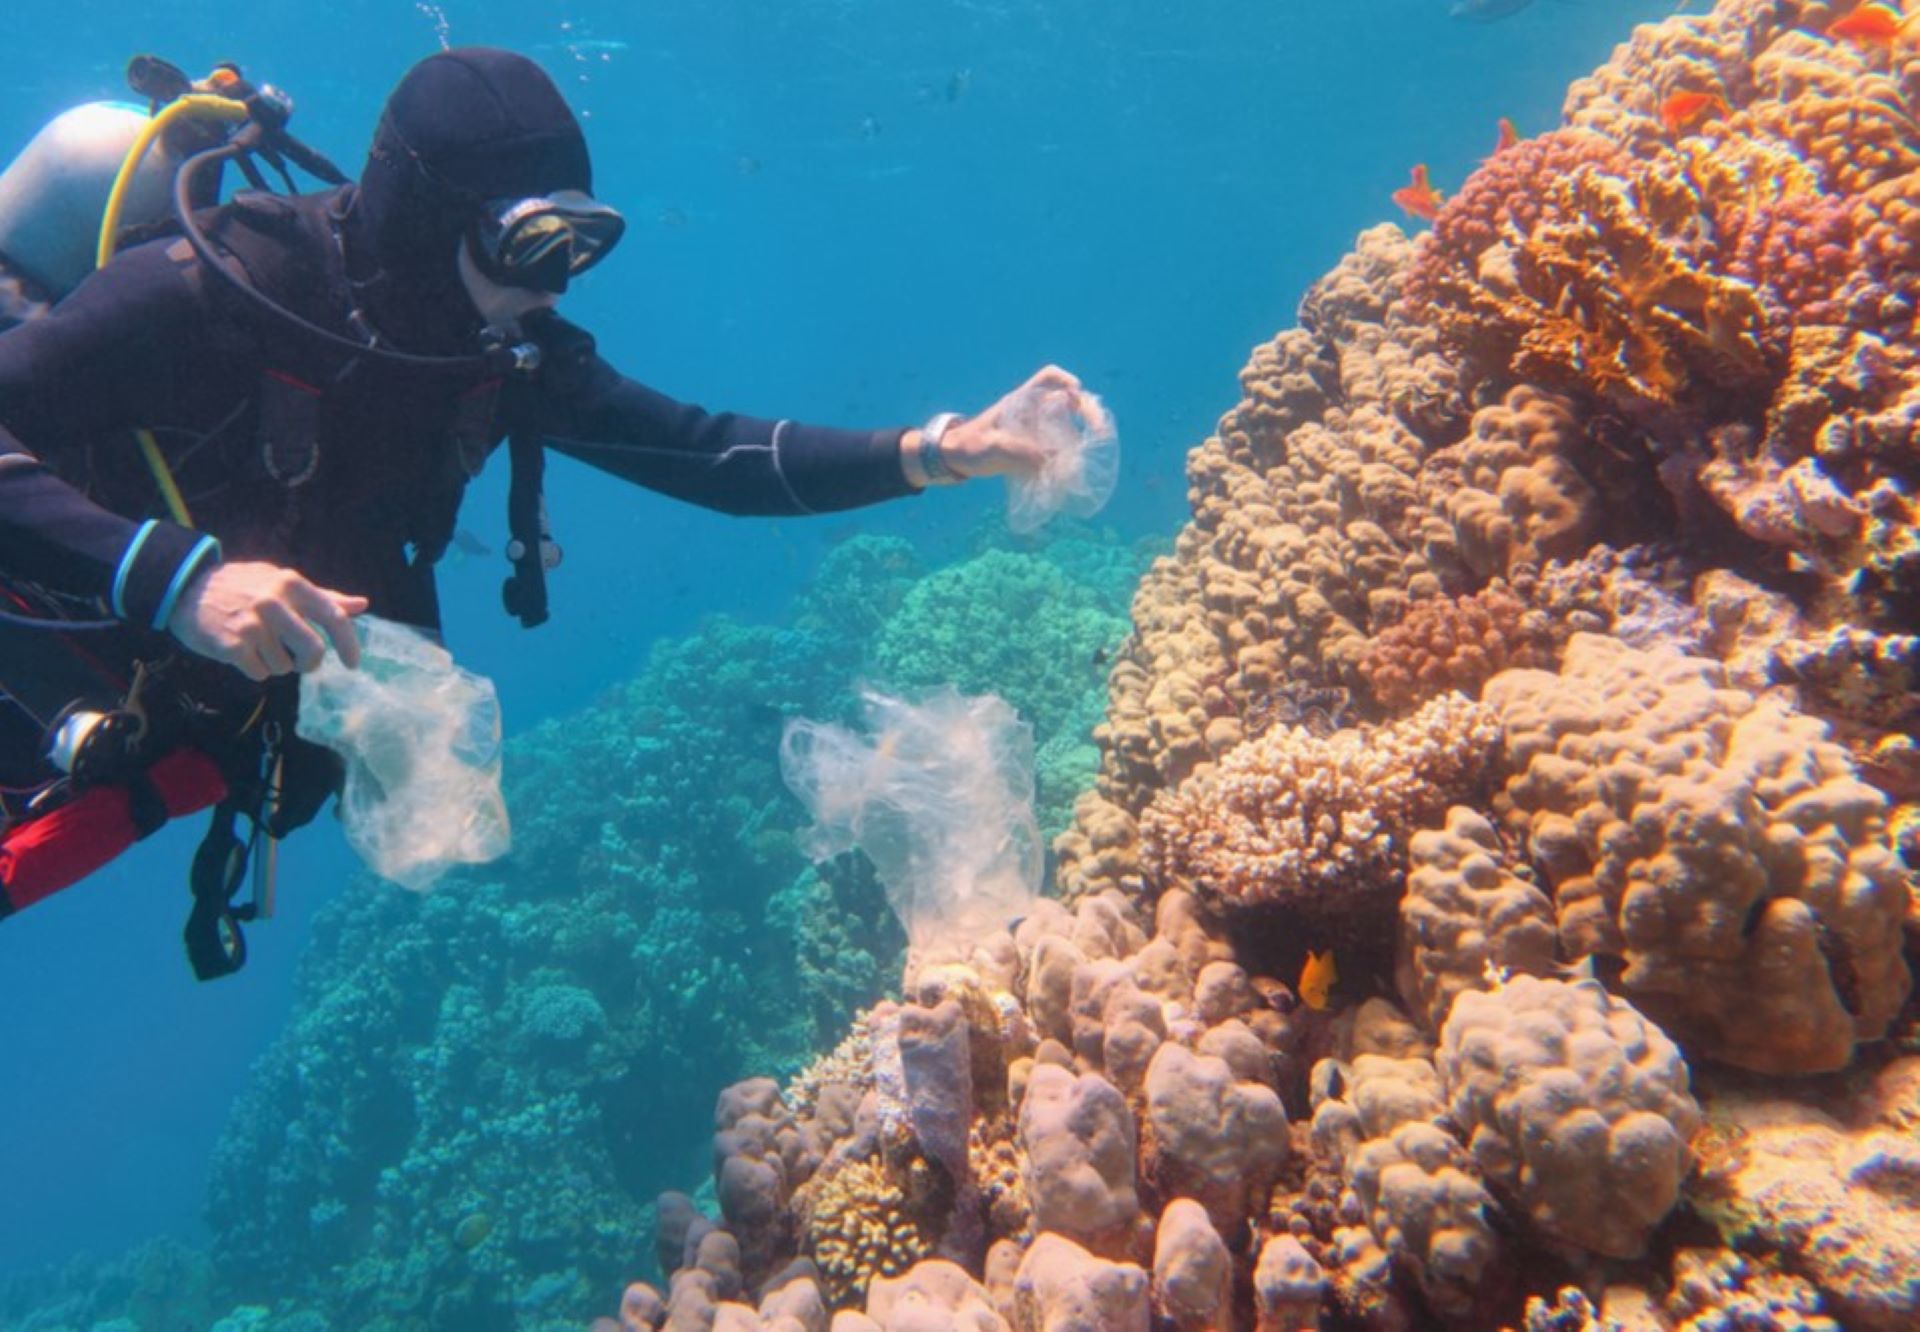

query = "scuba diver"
[0,48,1090,977]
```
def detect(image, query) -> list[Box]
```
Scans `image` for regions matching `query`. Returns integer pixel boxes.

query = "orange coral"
[1358,583,1556,713]
[1424,161,1775,418]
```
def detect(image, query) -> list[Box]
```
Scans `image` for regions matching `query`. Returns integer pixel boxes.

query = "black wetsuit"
[0,184,916,791]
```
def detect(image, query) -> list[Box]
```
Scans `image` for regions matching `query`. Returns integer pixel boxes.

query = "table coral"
[1486,634,1912,1073]
[1438,976,1700,1261]
[1139,692,1500,941]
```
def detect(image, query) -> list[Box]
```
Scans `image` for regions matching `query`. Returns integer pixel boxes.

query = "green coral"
[871,546,1135,835]
[9,527,1152,1332]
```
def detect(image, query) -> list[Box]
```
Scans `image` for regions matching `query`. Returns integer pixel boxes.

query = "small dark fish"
[453,1212,493,1250]
[451,528,492,558]
[1450,0,1535,19]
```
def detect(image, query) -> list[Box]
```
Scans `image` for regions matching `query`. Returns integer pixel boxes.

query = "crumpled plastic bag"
[1002,383,1119,534]
[780,687,1041,949]
[298,615,510,890]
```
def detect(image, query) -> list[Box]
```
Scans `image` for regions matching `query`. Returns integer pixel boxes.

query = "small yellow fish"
[1298,949,1338,1011]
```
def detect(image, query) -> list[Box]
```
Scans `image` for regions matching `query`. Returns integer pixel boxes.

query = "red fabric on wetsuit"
[0,748,227,911]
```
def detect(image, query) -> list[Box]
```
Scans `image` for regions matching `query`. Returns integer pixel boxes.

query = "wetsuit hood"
[346,47,593,349]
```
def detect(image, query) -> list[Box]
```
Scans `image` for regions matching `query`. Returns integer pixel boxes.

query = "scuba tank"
[0,102,183,304]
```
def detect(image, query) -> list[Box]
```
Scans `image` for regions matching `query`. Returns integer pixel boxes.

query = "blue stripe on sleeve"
[152,534,222,630]
[111,519,158,620]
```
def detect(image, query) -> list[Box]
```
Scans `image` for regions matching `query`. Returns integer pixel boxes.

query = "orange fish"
[1297,950,1338,1012]
[1659,89,1729,133]
[1392,164,1444,222]
[1827,3,1908,46]
[1494,117,1520,154]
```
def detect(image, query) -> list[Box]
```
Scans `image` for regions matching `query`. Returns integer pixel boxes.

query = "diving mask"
[469,189,625,294]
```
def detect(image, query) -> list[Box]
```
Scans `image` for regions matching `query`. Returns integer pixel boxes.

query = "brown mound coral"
[1139,692,1501,940]
[1486,634,1912,1074]
[1093,228,1449,811]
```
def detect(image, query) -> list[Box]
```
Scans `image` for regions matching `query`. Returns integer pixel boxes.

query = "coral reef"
[1357,579,1557,711]
[1487,634,1911,1074]
[1437,976,1701,1259]
[1308,1052,1503,1321]
[1396,805,1559,1032]
[599,6,1920,1329]
[165,533,1129,1330]
[1689,1057,1920,1332]
[1139,691,1501,941]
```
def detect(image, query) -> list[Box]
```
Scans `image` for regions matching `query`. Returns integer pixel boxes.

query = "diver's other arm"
[0,437,221,628]
[0,237,226,626]
[166,562,367,680]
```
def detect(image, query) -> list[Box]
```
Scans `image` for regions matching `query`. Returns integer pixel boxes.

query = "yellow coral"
[968,1113,1031,1243]
[1436,163,1772,413]
[785,1020,874,1119]
[799,1157,932,1310]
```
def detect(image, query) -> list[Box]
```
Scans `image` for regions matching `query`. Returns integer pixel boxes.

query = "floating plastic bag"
[298,615,509,890]
[781,687,1041,949]
[1002,382,1119,535]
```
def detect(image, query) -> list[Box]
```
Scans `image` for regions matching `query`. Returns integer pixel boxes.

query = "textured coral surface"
[615,4,1919,1327]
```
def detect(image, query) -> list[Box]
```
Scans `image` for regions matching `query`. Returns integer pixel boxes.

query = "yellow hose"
[96,93,249,528]
[96,93,247,270]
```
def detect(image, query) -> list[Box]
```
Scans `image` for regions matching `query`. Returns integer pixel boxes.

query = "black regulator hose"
[170,140,531,378]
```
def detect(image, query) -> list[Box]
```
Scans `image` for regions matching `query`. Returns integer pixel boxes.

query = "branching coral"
[1139,692,1500,940]
[798,1157,934,1311]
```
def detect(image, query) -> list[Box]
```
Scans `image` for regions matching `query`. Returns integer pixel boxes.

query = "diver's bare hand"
[940,365,1109,480]
[167,561,367,680]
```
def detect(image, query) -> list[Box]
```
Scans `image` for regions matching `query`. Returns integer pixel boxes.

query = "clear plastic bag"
[780,687,1041,949]
[1003,384,1119,535]
[298,616,510,890]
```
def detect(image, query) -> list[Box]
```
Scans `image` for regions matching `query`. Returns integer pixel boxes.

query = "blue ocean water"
[0,0,1681,1308]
